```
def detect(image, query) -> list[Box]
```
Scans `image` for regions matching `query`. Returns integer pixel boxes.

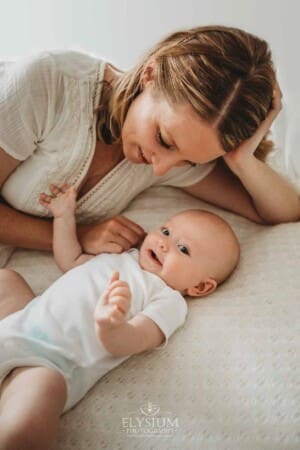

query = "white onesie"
[0,249,187,413]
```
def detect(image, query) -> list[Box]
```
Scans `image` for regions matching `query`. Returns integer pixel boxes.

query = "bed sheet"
[5,185,300,450]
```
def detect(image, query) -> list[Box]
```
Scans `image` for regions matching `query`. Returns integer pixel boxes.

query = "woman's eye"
[161,227,169,236]
[178,244,189,255]
[157,131,172,150]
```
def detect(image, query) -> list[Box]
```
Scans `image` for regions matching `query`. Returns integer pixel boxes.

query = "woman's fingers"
[100,217,145,251]
[79,216,145,254]
[272,79,283,112]
[273,79,282,99]
[109,219,143,248]
[108,233,133,252]
[99,242,124,254]
[109,216,146,249]
[116,215,145,239]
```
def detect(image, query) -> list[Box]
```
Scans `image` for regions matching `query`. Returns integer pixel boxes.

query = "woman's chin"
[122,145,137,163]
[125,152,144,164]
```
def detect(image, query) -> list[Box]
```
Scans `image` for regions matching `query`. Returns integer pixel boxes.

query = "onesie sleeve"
[154,160,217,188]
[140,288,188,350]
[0,51,59,161]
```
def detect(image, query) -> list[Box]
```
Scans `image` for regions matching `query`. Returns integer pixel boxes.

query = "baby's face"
[139,211,224,295]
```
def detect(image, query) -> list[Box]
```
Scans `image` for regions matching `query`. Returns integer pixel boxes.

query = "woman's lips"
[139,147,150,164]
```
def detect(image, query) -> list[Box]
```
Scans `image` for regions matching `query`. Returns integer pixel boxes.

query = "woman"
[0,25,299,261]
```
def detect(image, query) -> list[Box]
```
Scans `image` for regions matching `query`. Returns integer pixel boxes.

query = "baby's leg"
[0,270,66,448]
[0,269,35,320]
[0,366,67,450]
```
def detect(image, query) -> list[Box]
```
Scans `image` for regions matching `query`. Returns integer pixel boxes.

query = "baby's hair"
[95,25,276,161]
[175,209,240,286]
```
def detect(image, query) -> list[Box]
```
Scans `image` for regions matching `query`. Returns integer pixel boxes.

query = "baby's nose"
[159,239,168,251]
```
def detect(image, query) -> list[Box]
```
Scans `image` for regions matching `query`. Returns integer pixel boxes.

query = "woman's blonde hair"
[95,25,276,161]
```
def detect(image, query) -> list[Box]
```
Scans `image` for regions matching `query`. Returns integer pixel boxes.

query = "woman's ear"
[140,60,156,88]
[186,278,217,298]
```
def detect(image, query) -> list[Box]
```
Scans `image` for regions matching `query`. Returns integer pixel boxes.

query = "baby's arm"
[39,183,94,272]
[94,272,165,357]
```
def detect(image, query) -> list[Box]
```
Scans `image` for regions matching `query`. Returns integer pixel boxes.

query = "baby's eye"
[178,244,189,255]
[157,131,172,150]
[161,227,169,236]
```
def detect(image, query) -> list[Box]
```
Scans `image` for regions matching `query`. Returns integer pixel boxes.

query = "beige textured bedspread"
[6,186,300,450]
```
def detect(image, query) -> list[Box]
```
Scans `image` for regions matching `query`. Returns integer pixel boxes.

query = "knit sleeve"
[0,51,59,161]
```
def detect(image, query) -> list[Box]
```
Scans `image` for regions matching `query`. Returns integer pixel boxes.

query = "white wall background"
[0,0,298,91]
[0,0,299,181]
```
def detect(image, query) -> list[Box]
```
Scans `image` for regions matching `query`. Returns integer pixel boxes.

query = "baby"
[0,183,240,449]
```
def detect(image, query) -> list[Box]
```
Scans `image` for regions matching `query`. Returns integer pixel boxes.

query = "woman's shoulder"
[1,48,106,84]
[41,48,106,80]
[0,50,55,87]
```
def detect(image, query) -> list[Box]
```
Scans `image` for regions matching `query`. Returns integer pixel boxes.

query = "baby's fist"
[94,272,131,328]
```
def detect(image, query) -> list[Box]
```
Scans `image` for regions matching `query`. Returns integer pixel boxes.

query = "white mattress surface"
[5,185,300,450]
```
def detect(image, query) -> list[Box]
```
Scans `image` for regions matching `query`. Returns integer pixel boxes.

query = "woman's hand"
[78,215,146,255]
[223,80,283,174]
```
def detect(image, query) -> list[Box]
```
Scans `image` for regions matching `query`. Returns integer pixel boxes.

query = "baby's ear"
[186,278,217,298]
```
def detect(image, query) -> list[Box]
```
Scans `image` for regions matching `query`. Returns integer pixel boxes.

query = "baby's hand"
[94,272,131,328]
[39,183,77,218]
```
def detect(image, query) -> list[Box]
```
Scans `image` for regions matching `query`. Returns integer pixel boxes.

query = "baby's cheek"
[164,259,187,288]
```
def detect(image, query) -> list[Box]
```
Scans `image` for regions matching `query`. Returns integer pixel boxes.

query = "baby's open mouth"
[148,249,162,266]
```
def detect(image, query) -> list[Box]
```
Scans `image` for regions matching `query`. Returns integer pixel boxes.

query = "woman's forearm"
[0,203,53,250]
[234,156,300,224]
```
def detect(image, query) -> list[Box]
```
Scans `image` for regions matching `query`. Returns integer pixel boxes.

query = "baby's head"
[139,209,240,297]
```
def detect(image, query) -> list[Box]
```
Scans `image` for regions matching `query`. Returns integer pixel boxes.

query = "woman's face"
[121,83,226,176]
